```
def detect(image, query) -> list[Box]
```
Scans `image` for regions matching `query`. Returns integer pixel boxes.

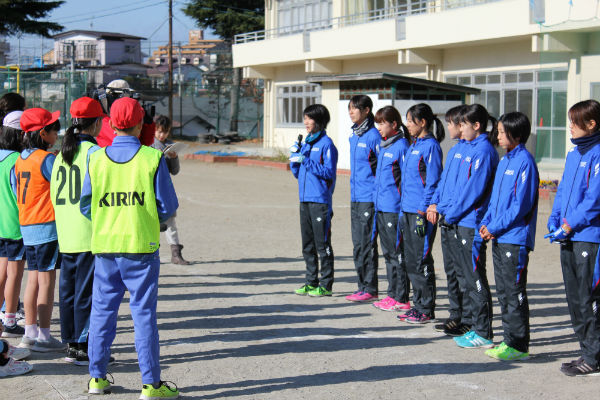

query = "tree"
[184,0,264,133]
[0,0,64,37]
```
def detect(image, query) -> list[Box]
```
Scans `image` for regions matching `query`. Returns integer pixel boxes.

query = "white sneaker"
[0,358,33,377]
[8,345,30,361]
[31,335,66,352]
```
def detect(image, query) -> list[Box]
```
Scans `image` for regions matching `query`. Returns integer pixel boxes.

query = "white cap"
[106,79,130,90]
[2,111,23,130]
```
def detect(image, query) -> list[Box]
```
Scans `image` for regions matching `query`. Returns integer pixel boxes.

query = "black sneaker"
[561,357,584,371]
[65,344,78,363]
[74,350,115,366]
[561,360,600,377]
[444,323,471,337]
[1,323,24,338]
[434,319,460,332]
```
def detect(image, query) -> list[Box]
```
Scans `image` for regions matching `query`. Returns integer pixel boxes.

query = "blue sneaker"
[455,331,493,349]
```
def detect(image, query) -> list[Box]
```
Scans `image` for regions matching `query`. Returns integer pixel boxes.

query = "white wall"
[337,94,391,170]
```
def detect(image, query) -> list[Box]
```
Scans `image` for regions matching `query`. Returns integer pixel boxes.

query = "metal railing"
[235,0,503,44]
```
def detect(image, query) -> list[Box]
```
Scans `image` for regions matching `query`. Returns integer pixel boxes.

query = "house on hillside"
[49,30,149,86]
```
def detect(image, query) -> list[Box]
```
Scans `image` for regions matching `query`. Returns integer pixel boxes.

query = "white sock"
[4,313,16,326]
[24,324,38,339]
[38,328,51,341]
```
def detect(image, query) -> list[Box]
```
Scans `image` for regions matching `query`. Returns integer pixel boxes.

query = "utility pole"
[168,0,173,124]
[177,42,183,137]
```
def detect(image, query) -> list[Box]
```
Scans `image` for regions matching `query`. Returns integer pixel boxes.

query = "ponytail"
[487,116,499,146]
[399,122,411,143]
[433,117,445,143]
[61,117,98,166]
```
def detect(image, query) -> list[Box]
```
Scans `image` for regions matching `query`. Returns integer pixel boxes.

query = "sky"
[5,0,216,63]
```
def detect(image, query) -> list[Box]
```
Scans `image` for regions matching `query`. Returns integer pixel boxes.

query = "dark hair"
[348,95,374,121]
[303,104,331,132]
[460,104,498,145]
[498,112,531,144]
[0,126,23,152]
[375,106,410,141]
[23,120,61,151]
[568,99,600,134]
[0,93,25,123]
[406,103,445,142]
[155,114,172,132]
[61,117,99,166]
[445,104,466,125]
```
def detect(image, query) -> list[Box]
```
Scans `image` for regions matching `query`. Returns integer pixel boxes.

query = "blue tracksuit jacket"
[349,123,380,202]
[291,131,338,205]
[431,140,465,215]
[400,134,443,214]
[548,143,600,243]
[374,135,409,213]
[480,144,539,250]
[444,133,499,228]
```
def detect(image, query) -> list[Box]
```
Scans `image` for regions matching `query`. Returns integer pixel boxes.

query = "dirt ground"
[1,159,595,399]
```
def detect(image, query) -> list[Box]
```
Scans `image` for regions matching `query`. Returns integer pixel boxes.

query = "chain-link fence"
[0,70,88,130]
[0,69,264,141]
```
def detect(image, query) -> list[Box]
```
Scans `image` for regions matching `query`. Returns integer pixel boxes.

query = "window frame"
[276,83,322,127]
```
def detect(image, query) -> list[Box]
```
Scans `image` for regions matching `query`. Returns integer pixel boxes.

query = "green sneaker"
[308,286,332,297]
[294,284,316,295]
[485,342,529,361]
[140,381,179,399]
[88,375,113,395]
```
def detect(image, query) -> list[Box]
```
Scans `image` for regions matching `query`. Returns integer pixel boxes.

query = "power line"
[57,1,166,24]
[51,0,158,21]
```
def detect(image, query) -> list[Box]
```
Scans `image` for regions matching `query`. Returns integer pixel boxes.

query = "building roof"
[53,30,145,41]
[307,72,481,95]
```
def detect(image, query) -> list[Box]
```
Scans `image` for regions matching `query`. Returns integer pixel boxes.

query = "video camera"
[92,83,155,124]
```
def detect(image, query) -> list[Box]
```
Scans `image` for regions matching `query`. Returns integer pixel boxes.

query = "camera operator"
[95,79,155,147]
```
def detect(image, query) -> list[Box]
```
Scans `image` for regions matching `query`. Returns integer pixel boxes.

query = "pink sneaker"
[373,296,394,310]
[395,302,411,310]
[345,291,363,301]
[352,292,378,302]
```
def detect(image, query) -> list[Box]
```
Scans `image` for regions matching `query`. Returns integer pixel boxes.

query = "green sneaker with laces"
[294,284,316,295]
[485,342,529,361]
[140,381,179,399]
[88,376,112,395]
[308,286,332,297]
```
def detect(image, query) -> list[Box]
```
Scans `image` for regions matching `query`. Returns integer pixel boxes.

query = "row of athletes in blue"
[289,96,600,376]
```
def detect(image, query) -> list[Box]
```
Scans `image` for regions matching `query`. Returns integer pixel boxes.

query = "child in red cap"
[50,97,105,366]
[80,97,180,398]
[15,107,66,352]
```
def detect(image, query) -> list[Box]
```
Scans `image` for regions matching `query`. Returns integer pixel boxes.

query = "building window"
[277,0,332,35]
[592,83,600,102]
[83,44,96,59]
[446,69,567,161]
[345,0,427,20]
[276,84,321,126]
[62,43,73,59]
[124,45,136,54]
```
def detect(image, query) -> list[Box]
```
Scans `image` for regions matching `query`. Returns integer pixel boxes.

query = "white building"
[52,30,145,66]
[233,0,600,174]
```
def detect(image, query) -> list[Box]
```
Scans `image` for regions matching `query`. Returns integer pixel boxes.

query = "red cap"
[110,97,144,130]
[70,97,106,119]
[20,108,61,133]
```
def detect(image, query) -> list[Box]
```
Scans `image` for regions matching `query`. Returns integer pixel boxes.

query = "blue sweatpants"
[88,252,161,384]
